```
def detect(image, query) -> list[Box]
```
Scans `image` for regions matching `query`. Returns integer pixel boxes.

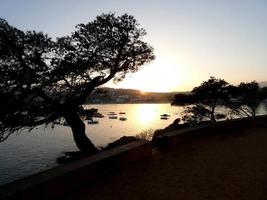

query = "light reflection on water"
[0,104,180,185]
[0,103,266,185]
[83,104,183,146]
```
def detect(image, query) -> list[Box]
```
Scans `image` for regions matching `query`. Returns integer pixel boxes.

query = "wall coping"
[166,115,267,136]
[156,115,267,148]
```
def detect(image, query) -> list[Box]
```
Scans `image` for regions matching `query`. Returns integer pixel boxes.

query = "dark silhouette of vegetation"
[228,81,266,118]
[0,13,154,153]
[172,77,229,124]
[172,77,267,125]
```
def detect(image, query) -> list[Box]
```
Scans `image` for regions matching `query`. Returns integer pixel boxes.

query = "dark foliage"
[172,77,267,125]
[0,13,154,152]
[172,77,229,123]
[228,81,266,117]
[171,93,195,105]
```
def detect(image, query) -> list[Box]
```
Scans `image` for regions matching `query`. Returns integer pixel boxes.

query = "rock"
[57,136,139,164]
[104,136,139,150]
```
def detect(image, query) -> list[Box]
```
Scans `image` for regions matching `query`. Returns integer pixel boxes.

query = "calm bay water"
[0,103,266,185]
[0,104,182,185]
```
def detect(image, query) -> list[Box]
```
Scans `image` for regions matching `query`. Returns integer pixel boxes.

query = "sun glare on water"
[135,104,158,125]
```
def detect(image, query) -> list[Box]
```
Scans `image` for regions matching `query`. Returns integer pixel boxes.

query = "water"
[0,104,182,185]
[0,103,266,185]
[83,104,184,146]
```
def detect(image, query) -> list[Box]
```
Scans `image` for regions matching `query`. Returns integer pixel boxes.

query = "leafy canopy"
[228,81,266,117]
[0,13,155,140]
[172,77,229,123]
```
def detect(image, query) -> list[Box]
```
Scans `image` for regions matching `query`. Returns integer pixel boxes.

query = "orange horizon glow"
[106,51,198,93]
[2,1,267,93]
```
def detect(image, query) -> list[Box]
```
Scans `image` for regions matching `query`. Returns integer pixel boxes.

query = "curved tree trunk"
[64,111,98,153]
[210,103,217,123]
[211,114,216,123]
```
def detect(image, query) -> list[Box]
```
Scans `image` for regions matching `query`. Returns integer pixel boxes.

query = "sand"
[66,125,267,200]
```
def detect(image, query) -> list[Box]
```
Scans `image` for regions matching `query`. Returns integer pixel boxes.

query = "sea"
[0,103,266,185]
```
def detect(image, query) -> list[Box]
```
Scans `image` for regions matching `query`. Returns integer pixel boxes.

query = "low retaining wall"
[0,140,151,200]
[156,115,267,148]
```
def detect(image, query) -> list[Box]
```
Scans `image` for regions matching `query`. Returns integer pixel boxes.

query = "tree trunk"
[211,113,216,123]
[211,104,216,123]
[63,111,98,153]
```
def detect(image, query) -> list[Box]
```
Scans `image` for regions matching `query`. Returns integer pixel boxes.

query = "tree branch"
[28,88,60,108]
[0,113,60,142]
[26,113,60,127]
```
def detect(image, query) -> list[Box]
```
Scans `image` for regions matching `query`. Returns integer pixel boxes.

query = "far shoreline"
[84,101,173,105]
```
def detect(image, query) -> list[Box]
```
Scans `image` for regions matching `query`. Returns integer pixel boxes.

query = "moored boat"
[93,113,105,118]
[160,114,171,117]
[119,117,127,121]
[160,117,169,120]
[109,116,118,119]
[87,120,99,124]
[107,112,117,116]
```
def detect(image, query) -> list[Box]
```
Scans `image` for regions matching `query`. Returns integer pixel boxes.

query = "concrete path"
[66,125,267,200]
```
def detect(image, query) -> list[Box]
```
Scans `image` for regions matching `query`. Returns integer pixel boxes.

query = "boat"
[107,112,117,116]
[87,120,99,124]
[160,117,169,120]
[93,113,105,118]
[160,113,170,120]
[109,116,118,119]
[85,116,93,120]
[119,112,126,115]
[160,114,171,117]
[119,117,127,121]
[83,108,98,119]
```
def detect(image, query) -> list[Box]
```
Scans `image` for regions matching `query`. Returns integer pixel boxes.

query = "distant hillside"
[259,81,267,88]
[86,87,188,104]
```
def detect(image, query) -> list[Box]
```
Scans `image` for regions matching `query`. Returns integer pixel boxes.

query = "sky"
[1,0,267,92]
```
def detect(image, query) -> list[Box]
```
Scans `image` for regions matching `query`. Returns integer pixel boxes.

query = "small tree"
[0,13,155,153]
[172,77,229,123]
[228,81,266,118]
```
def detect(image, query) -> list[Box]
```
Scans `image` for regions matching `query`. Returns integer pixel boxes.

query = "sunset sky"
[1,0,267,92]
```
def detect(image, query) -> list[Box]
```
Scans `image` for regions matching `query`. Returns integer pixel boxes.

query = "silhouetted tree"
[0,13,154,153]
[228,81,266,117]
[172,77,229,123]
